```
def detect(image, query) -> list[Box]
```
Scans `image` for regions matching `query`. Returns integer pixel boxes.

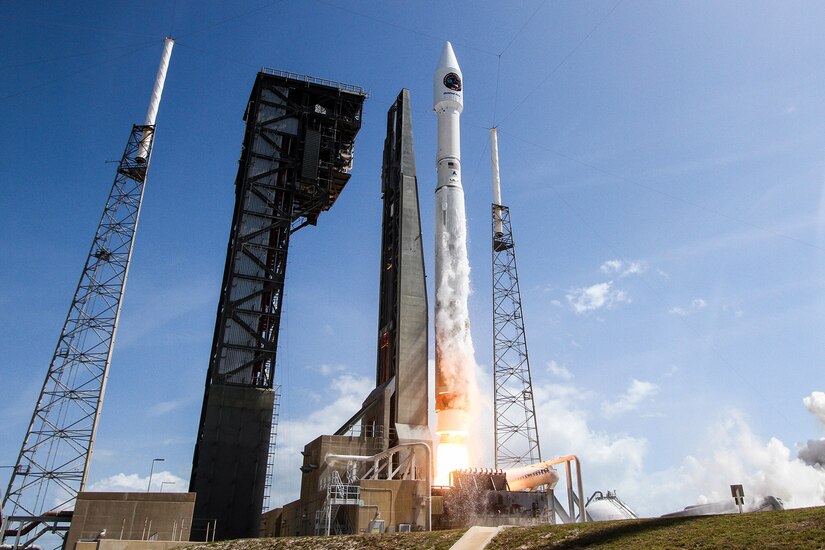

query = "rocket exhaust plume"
[434,41,478,485]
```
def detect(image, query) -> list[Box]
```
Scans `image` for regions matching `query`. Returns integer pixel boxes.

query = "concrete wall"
[66,492,196,550]
[358,479,428,533]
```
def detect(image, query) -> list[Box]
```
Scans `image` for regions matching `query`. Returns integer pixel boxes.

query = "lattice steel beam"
[492,204,542,469]
[2,125,155,547]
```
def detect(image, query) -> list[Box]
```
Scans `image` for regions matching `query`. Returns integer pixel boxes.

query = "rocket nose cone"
[437,41,460,72]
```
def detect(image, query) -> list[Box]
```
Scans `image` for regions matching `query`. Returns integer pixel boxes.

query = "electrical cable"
[312,0,498,57]
[0,14,156,39]
[0,41,156,70]
[499,129,825,252]
[540,170,791,425]
[173,0,285,40]
[0,40,158,102]
[497,0,623,126]
[498,0,547,56]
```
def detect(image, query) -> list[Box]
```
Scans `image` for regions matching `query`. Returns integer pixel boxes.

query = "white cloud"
[547,360,573,380]
[148,398,188,417]
[663,365,680,378]
[269,372,373,508]
[600,260,648,277]
[533,380,648,508]
[669,298,707,316]
[89,470,186,492]
[311,364,349,376]
[804,391,825,424]
[566,281,629,314]
[602,379,658,418]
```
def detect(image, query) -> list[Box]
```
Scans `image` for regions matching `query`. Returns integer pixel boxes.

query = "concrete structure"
[269,90,431,537]
[64,492,196,550]
[189,69,366,540]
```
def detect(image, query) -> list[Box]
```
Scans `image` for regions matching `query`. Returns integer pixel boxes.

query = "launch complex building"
[2,41,589,549]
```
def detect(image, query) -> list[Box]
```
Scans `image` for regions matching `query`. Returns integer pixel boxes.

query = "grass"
[175,506,825,549]
[486,505,825,549]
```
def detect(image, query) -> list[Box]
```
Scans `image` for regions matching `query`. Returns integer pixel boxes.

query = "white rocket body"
[434,42,470,436]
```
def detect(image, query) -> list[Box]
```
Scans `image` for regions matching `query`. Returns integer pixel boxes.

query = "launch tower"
[490,128,542,469]
[1,39,174,550]
[189,69,366,541]
[268,89,431,537]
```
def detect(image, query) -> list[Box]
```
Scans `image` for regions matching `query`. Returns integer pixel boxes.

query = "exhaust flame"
[436,436,469,485]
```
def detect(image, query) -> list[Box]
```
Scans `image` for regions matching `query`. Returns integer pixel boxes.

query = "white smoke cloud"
[804,391,825,424]
[669,298,708,317]
[566,281,629,314]
[666,411,825,509]
[799,439,825,467]
[600,259,648,277]
[798,392,825,468]
[602,379,658,418]
[88,471,186,492]
[532,382,825,517]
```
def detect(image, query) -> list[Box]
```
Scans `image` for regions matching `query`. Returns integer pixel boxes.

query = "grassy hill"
[178,505,825,549]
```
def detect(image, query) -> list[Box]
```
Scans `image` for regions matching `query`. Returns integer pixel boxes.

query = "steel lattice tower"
[490,129,542,469]
[2,126,156,547]
[2,39,173,549]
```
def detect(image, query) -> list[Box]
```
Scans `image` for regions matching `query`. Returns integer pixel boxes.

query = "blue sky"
[2,1,825,518]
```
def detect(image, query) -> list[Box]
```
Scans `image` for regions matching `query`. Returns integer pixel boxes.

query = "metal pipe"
[136,38,174,163]
[147,458,164,491]
[490,127,504,236]
[324,442,432,531]
[565,460,574,521]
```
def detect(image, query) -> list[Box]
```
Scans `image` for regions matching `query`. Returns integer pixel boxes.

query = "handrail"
[260,67,366,95]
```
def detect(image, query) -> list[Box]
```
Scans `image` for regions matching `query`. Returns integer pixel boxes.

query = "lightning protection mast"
[490,127,543,469]
[1,38,174,549]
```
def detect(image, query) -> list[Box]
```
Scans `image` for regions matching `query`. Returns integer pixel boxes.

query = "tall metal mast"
[2,38,174,549]
[490,127,542,469]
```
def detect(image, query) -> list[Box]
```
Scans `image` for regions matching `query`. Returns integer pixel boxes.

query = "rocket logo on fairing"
[444,73,462,91]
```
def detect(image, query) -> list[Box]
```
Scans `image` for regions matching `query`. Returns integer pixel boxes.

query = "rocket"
[434,41,472,445]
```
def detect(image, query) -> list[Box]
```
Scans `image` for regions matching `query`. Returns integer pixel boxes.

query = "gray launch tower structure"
[338,88,430,446]
[189,69,366,541]
[269,89,432,537]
